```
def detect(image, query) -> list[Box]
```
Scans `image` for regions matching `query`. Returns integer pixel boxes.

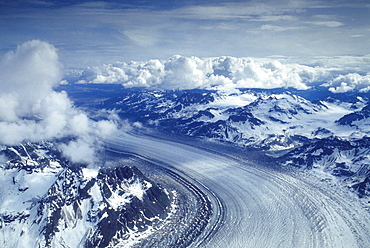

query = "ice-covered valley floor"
[105,130,370,248]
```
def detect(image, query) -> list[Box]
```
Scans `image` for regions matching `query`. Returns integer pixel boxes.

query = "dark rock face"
[336,104,370,126]
[84,166,169,248]
[0,142,170,247]
[1,142,68,171]
[352,177,370,198]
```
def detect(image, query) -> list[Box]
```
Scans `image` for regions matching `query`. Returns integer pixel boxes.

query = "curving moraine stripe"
[104,130,370,248]
[103,147,225,247]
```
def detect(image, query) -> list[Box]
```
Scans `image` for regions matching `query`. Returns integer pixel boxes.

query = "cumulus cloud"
[0,40,117,165]
[0,40,62,120]
[69,55,370,93]
[70,55,333,91]
[163,55,212,89]
[323,73,370,93]
[59,138,96,165]
[211,57,317,90]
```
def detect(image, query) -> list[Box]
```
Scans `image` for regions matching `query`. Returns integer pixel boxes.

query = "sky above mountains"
[0,0,369,163]
[1,0,369,69]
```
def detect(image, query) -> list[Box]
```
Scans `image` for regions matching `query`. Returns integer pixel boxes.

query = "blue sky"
[1,0,369,69]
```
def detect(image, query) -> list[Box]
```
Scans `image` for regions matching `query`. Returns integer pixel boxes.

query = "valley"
[104,130,370,247]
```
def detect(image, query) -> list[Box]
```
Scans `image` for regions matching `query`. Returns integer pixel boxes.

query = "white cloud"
[255,15,296,22]
[173,2,306,21]
[288,55,370,73]
[306,21,344,27]
[80,59,165,88]
[68,54,370,93]
[0,40,62,119]
[0,93,19,122]
[69,113,91,135]
[163,55,213,89]
[94,120,117,139]
[71,55,332,91]
[259,24,299,32]
[122,29,158,47]
[323,73,370,93]
[59,138,96,165]
[0,40,117,165]
[219,57,313,90]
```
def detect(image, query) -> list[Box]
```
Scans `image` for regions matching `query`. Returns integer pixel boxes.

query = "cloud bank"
[71,55,335,92]
[0,40,116,165]
[323,73,370,93]
[68,55,370,93]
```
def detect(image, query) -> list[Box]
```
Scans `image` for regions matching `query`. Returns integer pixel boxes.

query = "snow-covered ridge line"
[65,55,370,93]
[0,142,171,247]
[90,86,369,200]
[100,88,369,147]
[278,137,370,199]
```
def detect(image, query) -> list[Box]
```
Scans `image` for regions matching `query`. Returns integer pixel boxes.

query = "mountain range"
[72,85,369,199]
[3,83,368,247]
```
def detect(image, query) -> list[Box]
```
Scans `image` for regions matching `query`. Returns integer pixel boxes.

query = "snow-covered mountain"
[79,86,369,199]
[336,103,370,128]
[0,142,170,247]
[279,137,370,198]
[98,88,368,148]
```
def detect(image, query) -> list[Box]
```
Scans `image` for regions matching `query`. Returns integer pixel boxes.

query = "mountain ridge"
[0,142,170,247]
[81,86,370,199]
